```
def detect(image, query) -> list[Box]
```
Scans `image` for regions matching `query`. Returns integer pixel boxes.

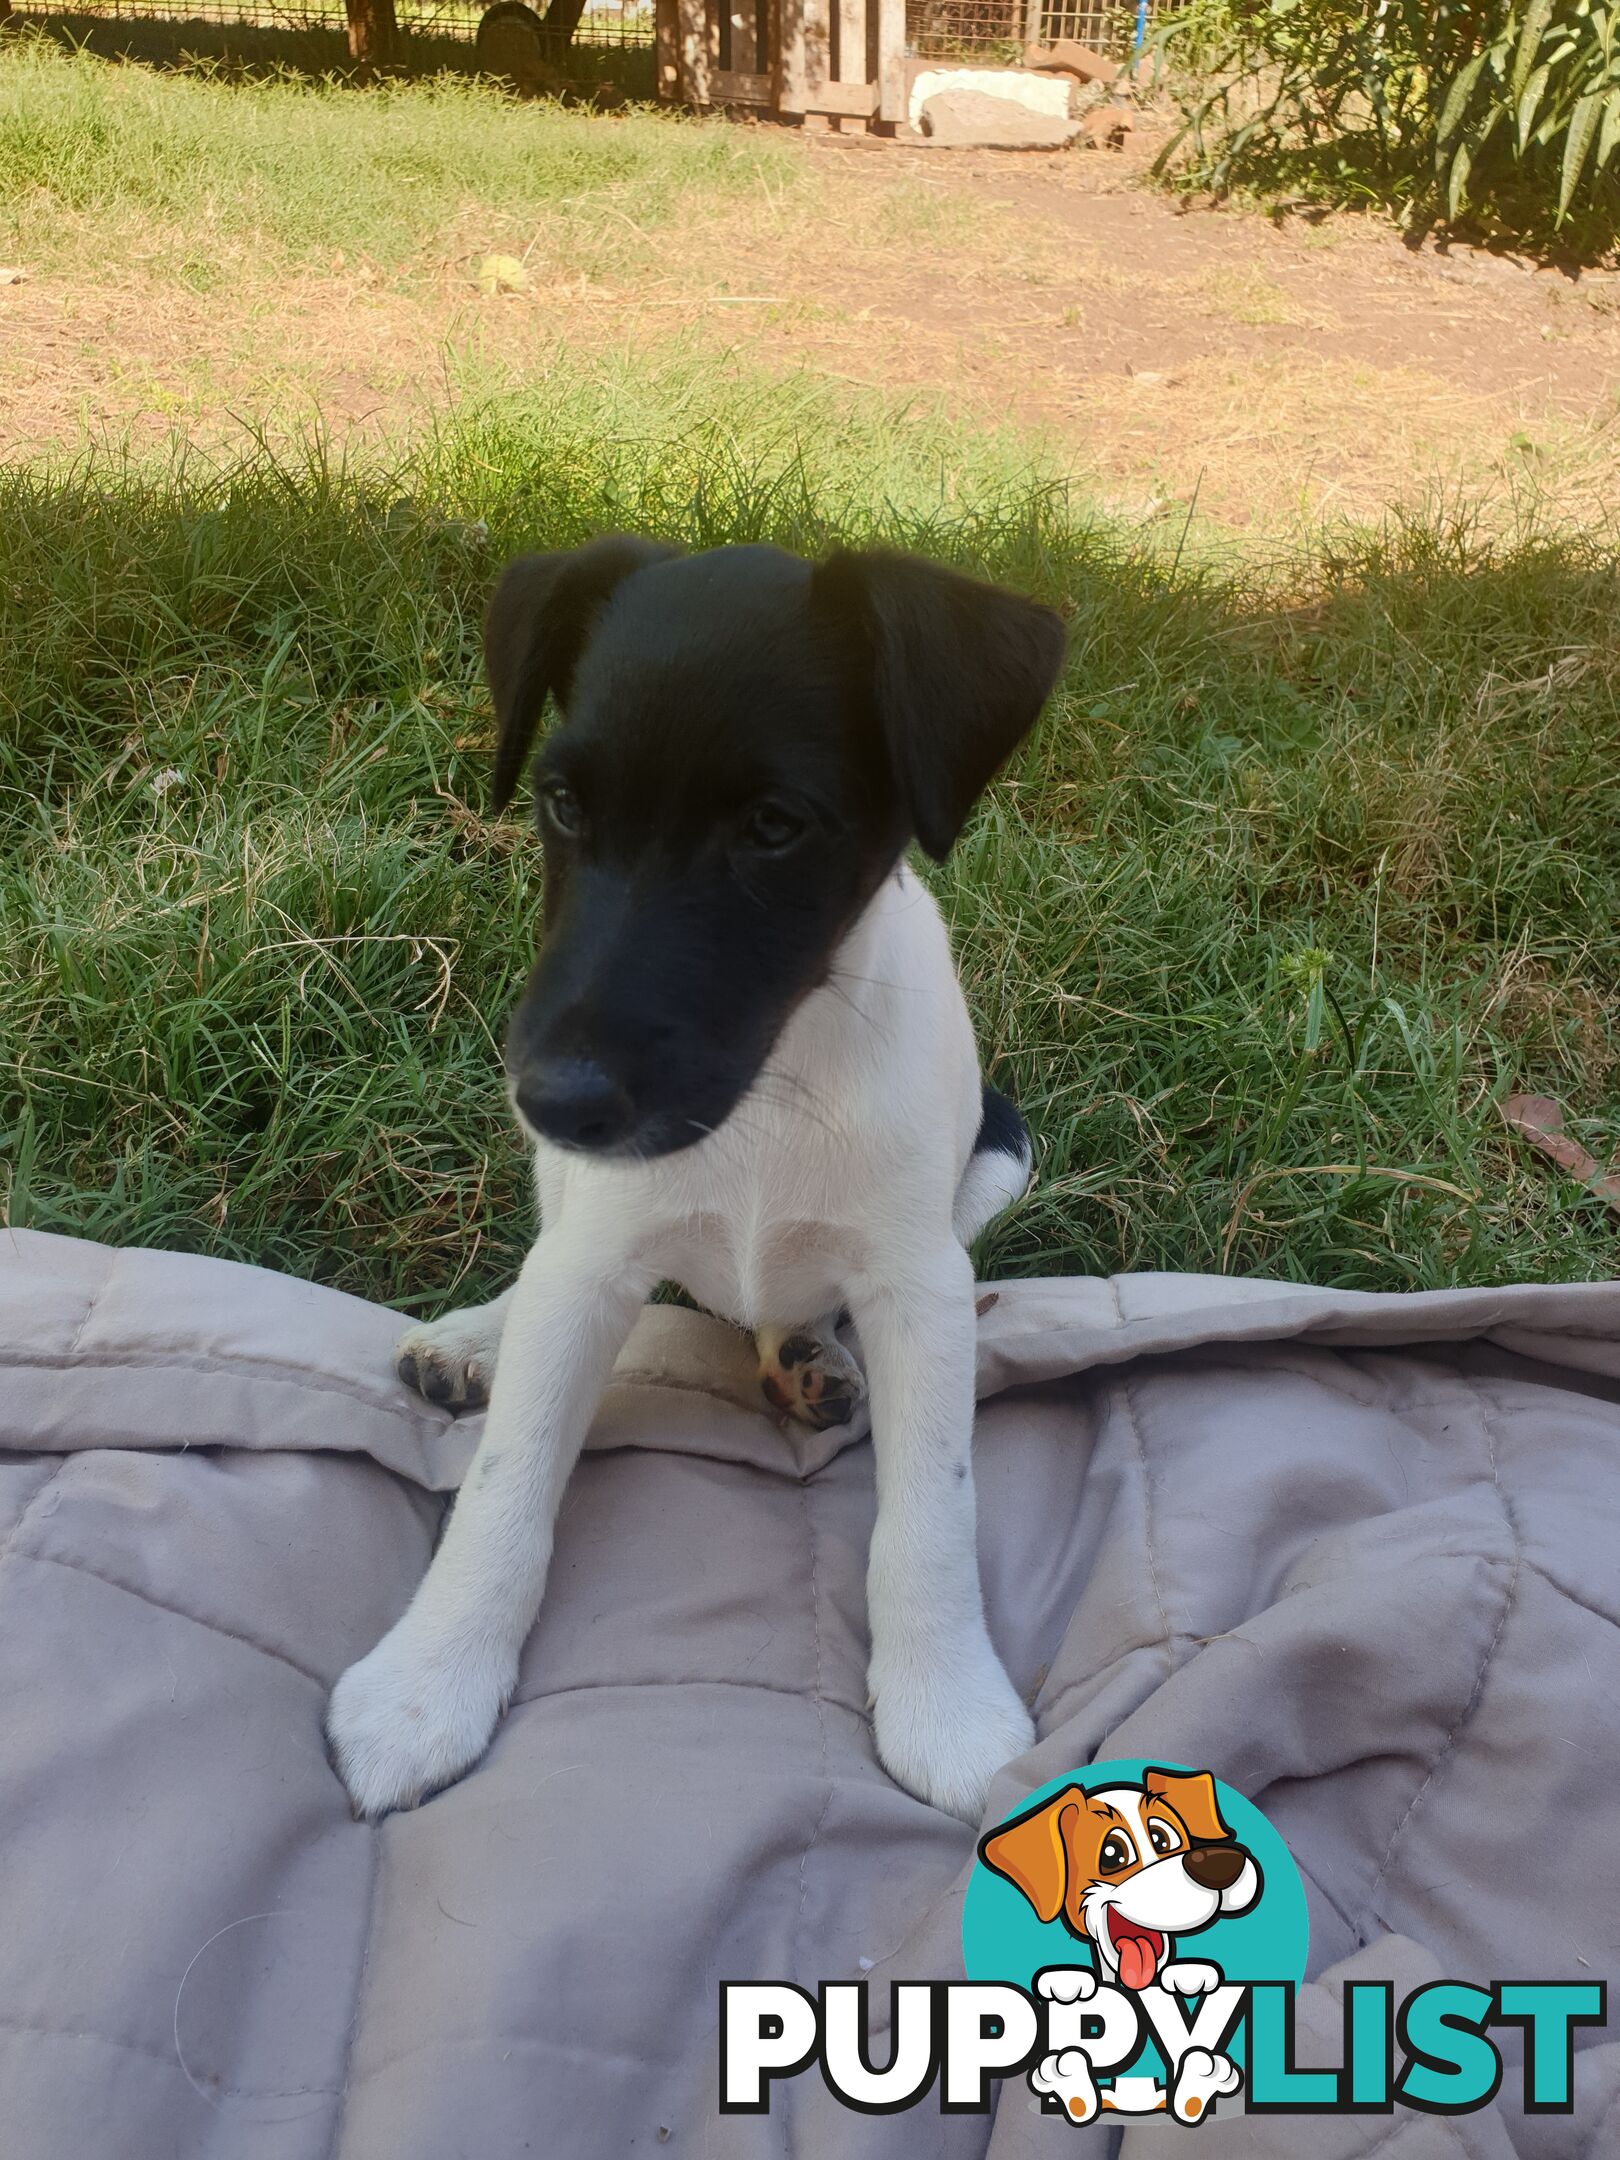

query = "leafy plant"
[1435,1,1620,223]
[1155,1,1620,247]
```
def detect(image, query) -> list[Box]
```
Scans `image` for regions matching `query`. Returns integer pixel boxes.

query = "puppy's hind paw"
[756,1321,866,1432]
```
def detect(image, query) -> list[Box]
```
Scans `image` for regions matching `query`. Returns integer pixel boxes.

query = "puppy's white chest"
[663,1209,854,1332]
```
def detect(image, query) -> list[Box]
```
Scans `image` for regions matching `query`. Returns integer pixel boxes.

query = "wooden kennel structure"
[655,0,907,130]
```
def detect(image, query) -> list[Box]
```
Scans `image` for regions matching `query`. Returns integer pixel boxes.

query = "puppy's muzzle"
[513,1056,637,1152]
[1181,1843,1249,1893]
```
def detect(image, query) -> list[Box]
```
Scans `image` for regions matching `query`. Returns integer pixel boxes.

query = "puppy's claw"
[394,1318,494,1410]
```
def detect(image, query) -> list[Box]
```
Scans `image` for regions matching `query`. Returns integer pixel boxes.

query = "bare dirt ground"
[9,118,1620,533]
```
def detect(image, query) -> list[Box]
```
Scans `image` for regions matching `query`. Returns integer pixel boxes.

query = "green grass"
[4,381,1618,1309]
[0,34,787,281]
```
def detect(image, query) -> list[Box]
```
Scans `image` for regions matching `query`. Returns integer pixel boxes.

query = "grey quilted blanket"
[0,1226,1616,2158]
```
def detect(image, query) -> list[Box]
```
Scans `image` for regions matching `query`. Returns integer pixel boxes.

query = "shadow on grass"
[1,417,1616,1304]
[7,10,657,98]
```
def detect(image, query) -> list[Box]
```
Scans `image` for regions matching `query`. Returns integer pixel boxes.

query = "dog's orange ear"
[1144,1768,1232,1844]
[978,1789,1084,1925]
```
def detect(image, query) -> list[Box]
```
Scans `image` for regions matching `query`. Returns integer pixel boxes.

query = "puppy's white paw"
[325,1626,514,1820]
[1171,2046,1241,2124]
[872,1653,1034,1822]
[756,1322,866,1432]
[1159,1960,1223,1996]
[394,1307,503,1410]
[1036,1966,1098,2005]
[1031,2047,1099,2123]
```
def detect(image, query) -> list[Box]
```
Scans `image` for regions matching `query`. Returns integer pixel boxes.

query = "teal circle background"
[961,1759,1309,2085]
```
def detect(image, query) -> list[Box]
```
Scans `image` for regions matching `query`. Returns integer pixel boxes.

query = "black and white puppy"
[326,538,1066,1822]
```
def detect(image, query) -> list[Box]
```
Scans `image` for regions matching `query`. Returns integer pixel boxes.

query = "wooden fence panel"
[659,0,898,118]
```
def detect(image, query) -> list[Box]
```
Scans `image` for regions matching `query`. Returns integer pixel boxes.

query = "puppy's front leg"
[327,1234,649,1818]
[851,1244,1034,1823]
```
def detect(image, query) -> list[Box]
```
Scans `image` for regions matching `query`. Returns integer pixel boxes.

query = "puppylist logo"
[721,1760,1606,2124]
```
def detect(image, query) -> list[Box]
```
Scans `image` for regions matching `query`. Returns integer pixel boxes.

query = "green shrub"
[1157,1,1620,247]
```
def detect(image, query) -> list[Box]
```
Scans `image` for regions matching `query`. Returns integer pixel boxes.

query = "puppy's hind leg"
[756,1315,866,1432]
[395,1287,514,1410]
[754,1082,1031,1433]
[953,1083,1033,1249]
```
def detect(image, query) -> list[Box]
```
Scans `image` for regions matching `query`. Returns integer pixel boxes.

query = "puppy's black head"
[486,536,1065,1158]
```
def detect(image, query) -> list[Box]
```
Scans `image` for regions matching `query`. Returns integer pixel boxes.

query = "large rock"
[919,86,1081,150]
[909,62,1075,130]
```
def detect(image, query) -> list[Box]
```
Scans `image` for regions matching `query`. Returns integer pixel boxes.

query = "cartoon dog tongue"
[1109,1913,1164,1990]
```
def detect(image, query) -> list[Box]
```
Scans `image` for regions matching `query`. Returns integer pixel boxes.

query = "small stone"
[1079,104,1134,151]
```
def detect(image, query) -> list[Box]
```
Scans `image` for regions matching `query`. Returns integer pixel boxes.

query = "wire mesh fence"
[905,0,1170,61]
[9,0,1170,63]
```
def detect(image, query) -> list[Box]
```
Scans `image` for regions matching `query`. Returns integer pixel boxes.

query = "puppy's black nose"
[1183,1843,1248,1893]
[515,1059,636,1151]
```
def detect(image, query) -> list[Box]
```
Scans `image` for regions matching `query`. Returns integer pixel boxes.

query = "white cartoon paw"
[1159,1960,1223,1996]
[1037,1966,1098,2005]
[1171,2046,1242,2124]
[1031,2048,1100,2123]
[325,1622,514,1819]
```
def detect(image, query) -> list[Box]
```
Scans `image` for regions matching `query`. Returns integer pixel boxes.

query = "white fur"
[327,864,1034,1821]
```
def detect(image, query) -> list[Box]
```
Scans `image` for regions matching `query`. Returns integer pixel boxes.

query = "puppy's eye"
[741,800,806,854]
[1148,1821,1176,1856]
[541,782,584,838]
[1099,1833,1134,1874]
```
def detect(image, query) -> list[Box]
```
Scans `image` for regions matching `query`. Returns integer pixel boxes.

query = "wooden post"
[803,0,830,103]
[835,0,860,82]
[345,0,400,71]
[731,0,758,75]
[876,0,904,124]
[677,0,712,103]
[776,0,807,113]
[656,0,680,99]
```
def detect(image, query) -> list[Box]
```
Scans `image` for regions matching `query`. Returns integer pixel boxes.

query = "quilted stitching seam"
[0,2017,340,2101]
[0,1460,72,1573]
[786,1474,834,2160]
[1367,1380,1521,1910]
[325,1821,386,2160]
[11,1549,329,1687]
[1119,1375,1179,1675]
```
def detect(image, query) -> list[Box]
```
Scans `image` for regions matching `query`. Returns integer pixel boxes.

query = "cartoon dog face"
[979,1768,1261,1991]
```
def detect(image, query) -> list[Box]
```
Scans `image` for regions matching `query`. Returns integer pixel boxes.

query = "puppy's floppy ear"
[486,535,677,812]
[814,549,1066,861]
[978,1788,1085,1927]
[1144,1768,1233,1845]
